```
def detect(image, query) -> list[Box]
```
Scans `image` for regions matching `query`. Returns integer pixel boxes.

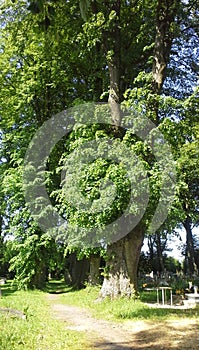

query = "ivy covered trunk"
[100,225,144,298]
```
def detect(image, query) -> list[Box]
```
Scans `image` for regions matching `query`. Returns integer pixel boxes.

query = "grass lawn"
[57,283,199,322]
[1,280,199,349]
[0,281,94,350]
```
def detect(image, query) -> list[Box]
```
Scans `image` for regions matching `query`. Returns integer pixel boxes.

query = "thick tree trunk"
[183,216,198,275]
[32,263,47,289]
[100,225,144,298]
[67,253,90,289]
[124,225,145,295]
[63,268,72,285]
[88,253,101,286]
[99,239,131,299]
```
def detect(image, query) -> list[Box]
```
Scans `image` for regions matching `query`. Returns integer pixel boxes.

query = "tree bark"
[183,216,198,275]
[155,232,165,273]
[88,253,101,286]
[105,0,122,127]
[124,225,145,295]
[148,235,155,262]
[67,253,90,289]
[152,0,180,122]
[108,60,121,127]
[99,239,131,299]
[152,0,179,92]
[32,263,47,289]
[100,225,144,298]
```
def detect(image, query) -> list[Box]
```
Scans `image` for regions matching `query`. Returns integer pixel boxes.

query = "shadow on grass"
[94,341,133,349]
[94,320,199,350]
[44,279,74,294]
[0,281,18,298]
[0,279,76,296]
[131,321,199,349]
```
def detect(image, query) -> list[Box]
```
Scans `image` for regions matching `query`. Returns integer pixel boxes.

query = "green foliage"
[50,116,151,248]
[165,256,182,273]
[1,0,198,289]
[8,231,60,289]
[0,0,95,287]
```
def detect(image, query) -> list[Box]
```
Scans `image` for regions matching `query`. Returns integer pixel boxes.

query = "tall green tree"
[0,0,84,287]
[52,0,182,297]
[178,119,199,274]
[99,0,181,297]
[1,0,198,294]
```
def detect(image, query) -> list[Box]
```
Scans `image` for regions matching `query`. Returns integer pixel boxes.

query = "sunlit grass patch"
[1,279,198,350]
[58,284,199,322]
[0,282,94,350]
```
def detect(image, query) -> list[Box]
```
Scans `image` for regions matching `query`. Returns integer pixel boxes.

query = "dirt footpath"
[47,294,199,350]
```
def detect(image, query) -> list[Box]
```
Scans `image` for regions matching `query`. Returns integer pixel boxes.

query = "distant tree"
[164,256,181,273]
